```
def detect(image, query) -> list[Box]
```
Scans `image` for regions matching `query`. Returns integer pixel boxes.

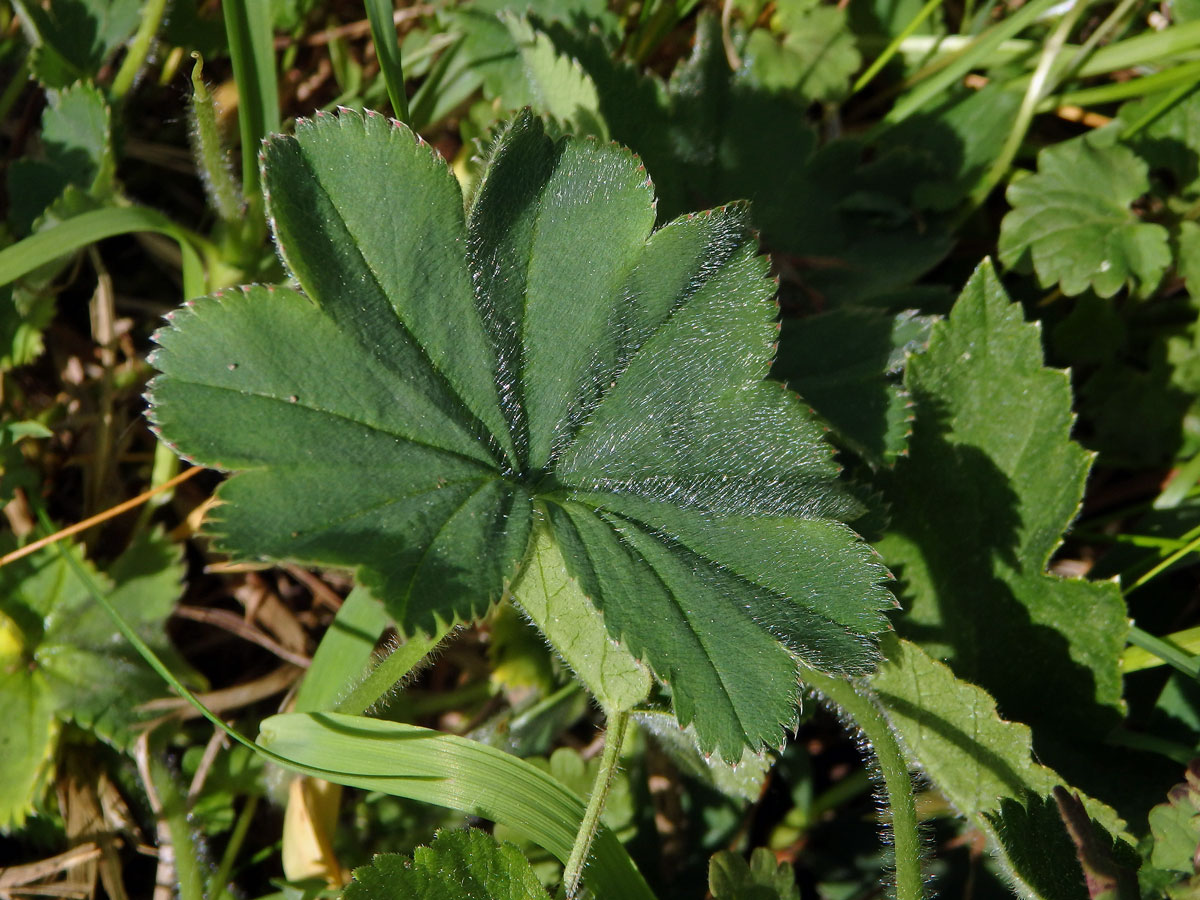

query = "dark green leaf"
[743,1,860,104]
[539,15,951,307]
[885,85,1022,212]
[149,108,893,760]
[709,847,800,900]
[875,261,1128,756]
[773,307,933,464]
[15,0,141,87]
[1148,763,1200,879]
[1120,90,1200,202]
[7,82,113,236]
[869,637,1130,900]
[0,530,185,827]
[500,14,606,138]
[344,829,549,900]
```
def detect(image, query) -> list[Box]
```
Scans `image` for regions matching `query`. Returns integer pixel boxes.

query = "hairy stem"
[334,621,454,716]
[804,670,924,900]
[562,708,631,900]
[189,53,243,226]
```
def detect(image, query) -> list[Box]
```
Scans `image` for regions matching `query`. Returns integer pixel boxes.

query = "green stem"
[0,51,29,124]
[1056,0,1143,84]
[1128,525,1200,591]
[365,0,410,124]
[30,504,284,762]
[562,709,631,900]
[334,621,455,716]
[1121,75,1200,140]
[804,670,924,900]
[134,441,181,532]
[1155,451,1200,511]
[210,795,259,899]
[963,0,1087,213]
[148,752,207,900]
[111,0,169,100]
[1126,625,1200,678]
[879,0,1067,129]
[221,0,278,242]
[853,0,945,95]
[1042,60,1200,113]
[1123,624,1200,673]
[189,52,243,225]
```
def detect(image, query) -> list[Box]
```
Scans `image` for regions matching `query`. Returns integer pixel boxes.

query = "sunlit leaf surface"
[149,108,894,759]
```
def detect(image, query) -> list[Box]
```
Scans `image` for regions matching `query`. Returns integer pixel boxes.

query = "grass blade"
[0,206,207,293]
[365,0,410,123]
[258,711,658,900]
[221,0,279,222]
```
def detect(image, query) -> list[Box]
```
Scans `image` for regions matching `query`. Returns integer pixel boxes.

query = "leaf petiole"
[803,670,924,900]
[561,708,632,900]
[334,621,455,716]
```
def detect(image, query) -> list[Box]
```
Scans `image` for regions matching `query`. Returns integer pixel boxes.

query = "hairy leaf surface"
[149,108,893,759]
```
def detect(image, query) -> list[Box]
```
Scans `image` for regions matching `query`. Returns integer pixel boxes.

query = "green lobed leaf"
[875,260,1128,757]
[0,623,57,831]
[7,81,114,237]
[538,14,951,307]
[0,282,56,372]
[0,420,51,504]
[501,14,607,139]
[344,829,549,900]
[709,846,801,900]
[885,84,1022,213]
[149,108,894,761]
[1120,90,1200,201]
[1148,763,1200,885]
[998,128,1171,298]
[15,0,141,87]
[743,0,861,104]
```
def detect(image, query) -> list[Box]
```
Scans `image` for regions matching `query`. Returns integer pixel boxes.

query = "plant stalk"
[334,621,454,716]
[561,708,631,900]
[111,0,169,100]
[963,0,1088,214]
[365,0,410,123]
[803,670,924,900]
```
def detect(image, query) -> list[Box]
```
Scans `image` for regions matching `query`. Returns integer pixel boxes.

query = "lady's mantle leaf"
[509,522,651,713]
[148,108,894,760]
[998,128,1170,298]
[876,260,1127,760]
[344,829,548,900]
